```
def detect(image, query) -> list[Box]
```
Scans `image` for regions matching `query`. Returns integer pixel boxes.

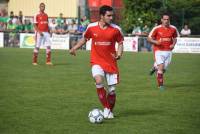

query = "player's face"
[102,11,113,24]
[39,4,45,12]
[161,15,170,26]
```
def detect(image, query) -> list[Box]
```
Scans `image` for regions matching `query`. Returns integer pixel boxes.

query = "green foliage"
[121,0,200,34]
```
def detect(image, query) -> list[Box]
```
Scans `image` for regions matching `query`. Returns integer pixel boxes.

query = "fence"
[0,32,200,53]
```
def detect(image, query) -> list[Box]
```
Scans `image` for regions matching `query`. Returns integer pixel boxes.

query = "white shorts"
[92,65,119,86]
[154,51,172,69]
[35,32,51,48]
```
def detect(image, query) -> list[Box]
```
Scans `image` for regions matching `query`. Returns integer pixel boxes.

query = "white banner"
[86,37,138,52]
[173,37,200,53]
[123,37,138,52]
[0,32,4,47]
[51,34,70,50]
[20,33,70,49]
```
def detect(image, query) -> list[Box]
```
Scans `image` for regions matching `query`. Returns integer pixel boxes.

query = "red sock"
[46,51,51,63]
[97,87,110,109]
[32,52,38,63]
[107,92,116,111]
[157,72,163,86]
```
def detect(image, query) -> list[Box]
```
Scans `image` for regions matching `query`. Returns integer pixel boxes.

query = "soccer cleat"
[159,86,165,91]
[103,108,111,119]
[32,62,38,66]
[149,67,156,75]
[46,62,53,65]
[107,112,114,119]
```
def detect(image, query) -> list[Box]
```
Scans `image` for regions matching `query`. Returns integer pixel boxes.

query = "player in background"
[69,5,124,119]
[32,3,52,65]
[147,13,179,90]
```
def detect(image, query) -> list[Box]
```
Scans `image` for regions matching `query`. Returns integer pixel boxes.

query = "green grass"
[0,48,200,134]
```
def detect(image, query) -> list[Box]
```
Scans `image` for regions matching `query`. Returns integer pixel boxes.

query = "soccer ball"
[88,108,104,124]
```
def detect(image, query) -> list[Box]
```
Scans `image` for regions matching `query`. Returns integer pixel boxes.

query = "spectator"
[49,19,57,33]
[132,26,142,36]
[56,13,64,25]
[142,24,151,51]
[68,19,78,48]
[180,24,191,37]
[7,20,18,47]
[18,11,23,23]
[7,19,16,32]
[12,16,18,24]
[55,22,64,34]
[15,19,24,32]
[24,19,34,33]
[62,19,68,33]
[9,11,14,20]
[0,22,6,31]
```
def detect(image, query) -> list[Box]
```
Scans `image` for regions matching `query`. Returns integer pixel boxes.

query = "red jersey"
[84,22,124,73]
[148,25,179,51]
[34,12,49,32]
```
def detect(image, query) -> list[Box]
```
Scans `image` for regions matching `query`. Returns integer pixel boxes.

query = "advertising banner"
[0,32,4,47]
[173,37,200,53]
[20,33,70,49]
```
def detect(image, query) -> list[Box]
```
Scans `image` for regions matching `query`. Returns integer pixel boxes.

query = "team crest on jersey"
[93,33,98,37]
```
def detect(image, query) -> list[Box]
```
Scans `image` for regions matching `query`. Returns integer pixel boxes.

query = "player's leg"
[107,85,116,111]
[155,51,165,89]
[164,51,172,70]
[150,51,158,75]
[32,33,42,65]
[92,65,110,110]
[44,32,53,65]
[105,73,119,118]
[106,73,118,111]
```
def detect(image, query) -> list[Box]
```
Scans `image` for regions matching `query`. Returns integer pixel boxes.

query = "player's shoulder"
[110,23,122,31]
[34,12,40,17]
[169,25,178,30]
[153,25,162,30]
[87,22,98,29]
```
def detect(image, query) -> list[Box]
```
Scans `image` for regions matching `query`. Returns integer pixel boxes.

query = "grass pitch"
[0,48,200,134]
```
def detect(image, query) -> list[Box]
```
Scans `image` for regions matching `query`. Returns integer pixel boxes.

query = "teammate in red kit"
[147,13,179,90]
[69,5,124,119]
[32,3,52,65]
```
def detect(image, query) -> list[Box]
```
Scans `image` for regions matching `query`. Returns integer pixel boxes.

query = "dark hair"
[161,12,171,18]
[99,5,113,16]
[40,2,45,6]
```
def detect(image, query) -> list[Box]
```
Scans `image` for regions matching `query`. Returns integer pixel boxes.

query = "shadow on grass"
[166,83,200,89]
[117,109,164,118]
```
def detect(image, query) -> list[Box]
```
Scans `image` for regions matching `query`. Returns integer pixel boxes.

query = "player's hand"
[170,44,175,49]
[156,38,162,45]
[40,32,44,36]
[111,53,121,60]
[69,48,76,56]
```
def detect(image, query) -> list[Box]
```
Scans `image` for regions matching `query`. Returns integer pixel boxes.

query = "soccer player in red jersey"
[147,13,179,90]
[32,3,52,65]
[69,5,124,119]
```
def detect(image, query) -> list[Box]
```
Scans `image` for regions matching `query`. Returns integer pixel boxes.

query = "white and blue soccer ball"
[88,108,104,124]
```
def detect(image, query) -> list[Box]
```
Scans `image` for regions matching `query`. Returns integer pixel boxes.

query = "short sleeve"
[83,27,92,40]
[115,29,124,44]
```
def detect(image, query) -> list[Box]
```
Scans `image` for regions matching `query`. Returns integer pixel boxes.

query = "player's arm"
[169,38,177,49]
[147,37,161,46]
[69,37,87,56]
[170,29,179,49]
[33,23,43,36]
[116,42,123,60]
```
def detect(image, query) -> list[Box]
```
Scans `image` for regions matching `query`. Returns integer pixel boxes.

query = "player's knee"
[34,47,39,53]
[108,85,116,94]
[94,75,103,85]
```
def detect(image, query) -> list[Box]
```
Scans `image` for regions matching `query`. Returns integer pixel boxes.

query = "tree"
[121,0,200,35]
